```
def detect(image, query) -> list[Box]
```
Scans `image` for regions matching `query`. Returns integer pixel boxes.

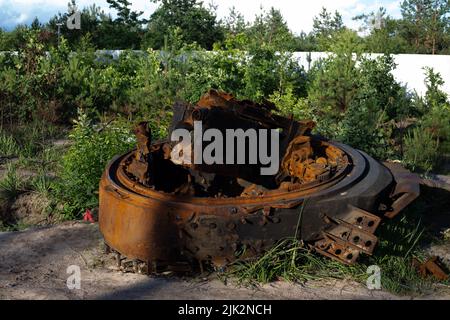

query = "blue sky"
[0,0,402,33]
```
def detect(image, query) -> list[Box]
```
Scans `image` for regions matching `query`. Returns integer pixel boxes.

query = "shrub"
[269,87,313,120]
[307,38,413,160]
[337,56,408,159]
[240,44,306,101]
[403,127,439,172]
[56,110,135,217]
[420,102,450,160]
[423,67,448,108]
[307,30,363,115]
[126,48,182,136]
[402,68,450,172]
[339,102,394,160]
[357,55,414,120]
[420,68,450,155]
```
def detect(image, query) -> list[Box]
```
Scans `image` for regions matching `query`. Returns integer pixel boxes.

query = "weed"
[0,130,19,157]
[30,171,54,197]
[0,163,27,200]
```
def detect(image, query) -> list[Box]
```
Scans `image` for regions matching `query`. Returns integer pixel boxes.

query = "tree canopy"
[0,0,449,54]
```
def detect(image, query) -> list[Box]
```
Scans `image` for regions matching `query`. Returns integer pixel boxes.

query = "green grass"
[17,146,63,175]
[224,238,366,286]
[1,122,65,211]
[30,171,54,197]
[2,121,66,161]
[0,163,27,201]
[0,166,56,231]
[0,130,19,157]
[0,163,29,231]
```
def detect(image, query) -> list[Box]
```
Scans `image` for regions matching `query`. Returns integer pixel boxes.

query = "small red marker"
[83,209,95,223]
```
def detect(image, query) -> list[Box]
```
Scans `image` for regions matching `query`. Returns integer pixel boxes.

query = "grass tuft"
[30,171,54,197]
[0,163,27,201]
[0,131,19,157]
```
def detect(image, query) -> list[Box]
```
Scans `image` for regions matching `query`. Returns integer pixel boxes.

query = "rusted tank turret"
[99,90,420,272]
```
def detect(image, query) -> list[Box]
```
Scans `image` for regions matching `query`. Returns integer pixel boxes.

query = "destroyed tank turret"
[99,90,420,273]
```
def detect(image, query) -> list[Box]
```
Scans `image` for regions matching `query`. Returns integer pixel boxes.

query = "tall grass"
[225,238,366,286]
[0,163,27,200]
[30,170,54,197]
[0,131,19,157]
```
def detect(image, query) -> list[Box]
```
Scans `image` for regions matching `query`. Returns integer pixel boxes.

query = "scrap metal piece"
[166,89,316,185]
[134,121,152,160]
[127,122,152,185]
[383,162,421,219]
[314,236,361,265]
[313,206,381,264]
[338,205,382,234]
[413,257,449,281]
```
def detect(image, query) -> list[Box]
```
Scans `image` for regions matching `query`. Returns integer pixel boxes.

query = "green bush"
[420,102,450,165]
[269,87,313,120]
[337,56,409,159]
[55,110,135,217]
[0,25,447,185]
[1,28,309,128]
[339,102,394,160]
[402,68,450,172]
[403,127,439,172]
[306,34,414,160]
[240,44,306,101]
[420,68,450,157]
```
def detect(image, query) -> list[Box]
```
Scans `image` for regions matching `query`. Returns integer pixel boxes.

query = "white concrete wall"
[292,52,450,96]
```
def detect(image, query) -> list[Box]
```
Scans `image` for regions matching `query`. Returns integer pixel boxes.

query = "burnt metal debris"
[99,89,421,272]
[413,257,449,281]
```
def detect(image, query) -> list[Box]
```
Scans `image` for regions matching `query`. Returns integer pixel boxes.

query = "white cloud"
[16,13,28,23]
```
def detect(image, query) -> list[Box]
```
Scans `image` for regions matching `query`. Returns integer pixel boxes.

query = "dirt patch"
[1,221,450,300]
[426,243,450,270]
[0,192,57,229]
[50,138,71,148]
[9,193,54,226]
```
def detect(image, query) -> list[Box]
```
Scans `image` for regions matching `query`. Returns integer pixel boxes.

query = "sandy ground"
[1,221,450,300]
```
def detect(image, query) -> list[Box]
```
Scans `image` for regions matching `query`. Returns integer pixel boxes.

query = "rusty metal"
[314,205,381,264]
[413,257,449,281]
[99,89,421,271]
[382,162,421,219]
